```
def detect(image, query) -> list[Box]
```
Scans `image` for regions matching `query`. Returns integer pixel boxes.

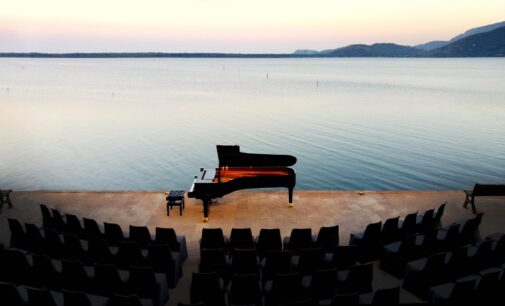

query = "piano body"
[188,145,297,221]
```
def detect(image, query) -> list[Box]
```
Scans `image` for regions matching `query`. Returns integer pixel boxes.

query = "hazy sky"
[1,0,504,53]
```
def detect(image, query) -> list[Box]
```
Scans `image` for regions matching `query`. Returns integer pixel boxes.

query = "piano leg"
[203,199,210,222]
[288,187,294,207]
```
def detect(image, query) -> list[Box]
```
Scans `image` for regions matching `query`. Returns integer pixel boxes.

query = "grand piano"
[188,145,297,221]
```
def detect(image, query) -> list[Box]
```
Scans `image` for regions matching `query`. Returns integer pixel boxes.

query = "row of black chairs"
[188,267,399,306]
[199,245,368,283]
[381,213,484,278]
[428,265,505,304]
[8,218,182,288]
[0,244,168,306]
[403,232,505,300]
[0,281,154,306]
[348,202,446,262]
[39,204,187,260]
[200,226,340,256]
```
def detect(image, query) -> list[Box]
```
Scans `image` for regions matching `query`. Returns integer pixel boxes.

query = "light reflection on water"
[0,58,504,191]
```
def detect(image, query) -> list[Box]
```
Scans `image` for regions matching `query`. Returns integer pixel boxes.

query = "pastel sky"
[1,0,504,53]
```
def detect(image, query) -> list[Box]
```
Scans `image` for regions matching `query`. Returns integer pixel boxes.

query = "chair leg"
[463,194,470,209]
[471,198,477,214]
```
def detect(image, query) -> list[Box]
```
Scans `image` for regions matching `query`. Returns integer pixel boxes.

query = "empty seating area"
[2,192,505,305]
[0,203,191,306]
[189,226,397,305]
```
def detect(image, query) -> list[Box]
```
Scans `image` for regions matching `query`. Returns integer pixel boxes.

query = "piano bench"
[166,190,185,216]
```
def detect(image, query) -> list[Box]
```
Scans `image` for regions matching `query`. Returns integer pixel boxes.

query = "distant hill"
[293,49,319,55]
[430,26,505,57]
[414,41,448,51]
[314,43,425,57]
[415,20,505,51]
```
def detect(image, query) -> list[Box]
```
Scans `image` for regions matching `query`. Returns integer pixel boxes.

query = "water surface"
[1,58,504,191]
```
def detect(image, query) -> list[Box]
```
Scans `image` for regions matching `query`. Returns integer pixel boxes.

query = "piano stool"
[166,190,185,216]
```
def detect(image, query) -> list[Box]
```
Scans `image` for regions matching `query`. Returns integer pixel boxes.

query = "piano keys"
[188,145,297,221]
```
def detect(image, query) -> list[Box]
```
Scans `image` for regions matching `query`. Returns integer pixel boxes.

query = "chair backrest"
[51,209,66,232]
[460,213,484,244]
[230,228,254,250]
[446,246,471,278]
[190,272,224,305]
[0,281,24,306]
[8,218,26,249]
[316,225,339,250]
[283,298,314,306]
[419,209,435,233]
[442,223,461,251]
[61,259,90,291]
[83,218,102,239]
[104,222,125,245]
[65,214,84,237]
[310,268,339,299]
[228,273,261,305]
[106,294,142,306]
[27,287,57,306]
[129,225,152,246]
[398,235,417,258]
[201,228,226,249]
[126,266,157,298]
[40,203,53,228]
[362,222,382,243]
[475,269,501,298]
[424,252,447,283]
[44,227,64,257]
[117,241,145,267]
[63,290,92,306]
[148,243,174,269]
[347,263,373,291]
[401,212,418,237]
[25,223,45,254]
[288,228,313,250]
[268,273,305,304]
[87,238,113,264]
[297,247,325,274]
[1,249,31,284]
[381,217,400,244]
[332,245,358,269]
[32,254,59,288]
[94,263,124,296]
[257,228,282,256]
[450,278,477,303]
[332,292,359,305]
[231,248,258,274]
[262,251,293,280]
[434,202,446,226]
[199,248,227,273]
[371,286,400,304]
[155,227,179,250]
[63,233,85,260]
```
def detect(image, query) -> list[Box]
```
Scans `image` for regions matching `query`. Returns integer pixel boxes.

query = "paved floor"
[1,189,504,305]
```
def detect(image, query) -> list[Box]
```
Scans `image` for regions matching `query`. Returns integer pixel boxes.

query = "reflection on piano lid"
[188,145,297,221]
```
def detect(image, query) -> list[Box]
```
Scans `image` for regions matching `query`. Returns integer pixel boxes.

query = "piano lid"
[217,145,297,168]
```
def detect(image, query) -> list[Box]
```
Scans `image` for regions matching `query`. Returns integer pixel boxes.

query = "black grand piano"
[188,145,297,221]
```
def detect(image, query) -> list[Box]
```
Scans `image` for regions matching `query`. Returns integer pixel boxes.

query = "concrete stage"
[1,190,504,305]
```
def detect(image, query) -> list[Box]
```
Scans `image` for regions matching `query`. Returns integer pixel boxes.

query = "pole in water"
[316,80,319,88]
[267,73,269,79]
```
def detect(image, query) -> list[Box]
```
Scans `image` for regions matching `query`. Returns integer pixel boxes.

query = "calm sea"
[1,58,504,191]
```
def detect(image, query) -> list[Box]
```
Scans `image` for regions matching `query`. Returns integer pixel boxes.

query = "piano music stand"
[166,190,185,216]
